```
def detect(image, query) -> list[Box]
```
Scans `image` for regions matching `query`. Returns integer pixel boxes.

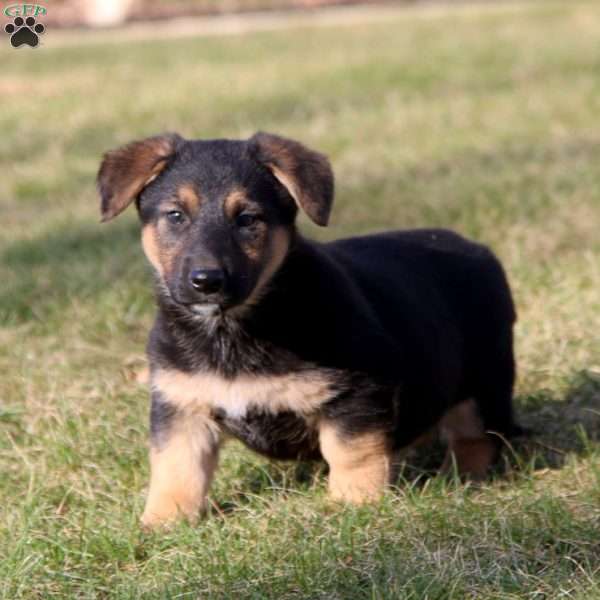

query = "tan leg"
[141,416,220,528]
[319,422,393,503]
[439,399,498,479]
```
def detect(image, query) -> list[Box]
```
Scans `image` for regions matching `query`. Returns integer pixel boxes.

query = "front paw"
[327,477,385,504]
[141,496,204,529]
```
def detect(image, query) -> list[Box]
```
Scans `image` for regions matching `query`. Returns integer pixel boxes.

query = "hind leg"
[439,399,499,479]
[441,331,517,479]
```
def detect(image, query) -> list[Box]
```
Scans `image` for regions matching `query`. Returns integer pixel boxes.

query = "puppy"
[97,132,519,528]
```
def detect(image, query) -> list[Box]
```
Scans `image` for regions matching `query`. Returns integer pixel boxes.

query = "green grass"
[1,2,600,597]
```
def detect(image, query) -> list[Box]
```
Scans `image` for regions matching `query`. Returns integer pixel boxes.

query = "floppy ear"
[249,132,334,226]
[97,133,182,222]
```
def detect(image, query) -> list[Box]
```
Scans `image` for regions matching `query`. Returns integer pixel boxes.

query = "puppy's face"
[138,143,297,315]
[97,133,334,317]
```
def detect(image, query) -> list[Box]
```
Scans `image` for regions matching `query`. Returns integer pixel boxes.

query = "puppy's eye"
[235,213,259,228]
[166,210,185,225]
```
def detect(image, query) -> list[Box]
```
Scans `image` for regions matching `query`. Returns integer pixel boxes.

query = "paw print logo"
[4,16,45,48]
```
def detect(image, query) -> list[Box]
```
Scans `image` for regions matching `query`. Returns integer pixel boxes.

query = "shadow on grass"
[0,220,146,325]
[514,369,600,469]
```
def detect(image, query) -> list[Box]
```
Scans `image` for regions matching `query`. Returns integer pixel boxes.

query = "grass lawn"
[1,1,600,597]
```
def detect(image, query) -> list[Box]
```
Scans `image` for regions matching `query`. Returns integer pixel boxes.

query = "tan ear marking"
[250,132,334,227]
[97,133,181,223]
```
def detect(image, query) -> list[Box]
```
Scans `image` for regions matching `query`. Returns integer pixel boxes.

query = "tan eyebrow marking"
[224,188,249,220]
[177,184,203,214]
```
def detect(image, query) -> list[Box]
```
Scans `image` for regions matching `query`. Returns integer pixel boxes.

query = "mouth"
[164,285,245,319]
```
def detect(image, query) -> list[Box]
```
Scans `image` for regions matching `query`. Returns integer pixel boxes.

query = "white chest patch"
[151,368,335,420]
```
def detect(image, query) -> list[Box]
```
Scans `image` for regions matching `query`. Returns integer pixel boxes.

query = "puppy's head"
[97,132,334,317]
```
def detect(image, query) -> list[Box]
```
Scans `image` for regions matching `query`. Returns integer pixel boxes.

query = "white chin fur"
[190,303,219,317]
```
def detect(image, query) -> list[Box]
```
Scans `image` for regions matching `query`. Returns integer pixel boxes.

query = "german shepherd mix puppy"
[97,132,520,528]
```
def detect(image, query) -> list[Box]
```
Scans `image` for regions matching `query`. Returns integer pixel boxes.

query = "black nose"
[189,269,225,295]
